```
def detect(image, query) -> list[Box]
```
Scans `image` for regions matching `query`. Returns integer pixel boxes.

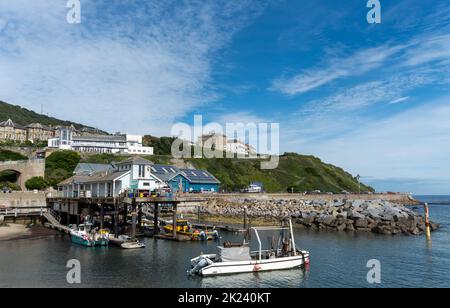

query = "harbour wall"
[0,191,47,208]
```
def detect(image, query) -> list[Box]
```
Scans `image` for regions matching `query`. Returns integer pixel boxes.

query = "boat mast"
[289,219,296,255]
[253,228,262,261]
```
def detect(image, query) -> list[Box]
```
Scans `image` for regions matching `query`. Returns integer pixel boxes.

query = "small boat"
[110,235,145,249]
[69,224,95,247]
[93,229,110,246]
[164,219,219,241]
[69,223,109,247]
[121,241,146,249]
[188,219,309,277]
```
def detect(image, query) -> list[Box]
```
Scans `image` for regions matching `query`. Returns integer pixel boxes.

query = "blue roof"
[150,164,220,184]
[179,168,220,184]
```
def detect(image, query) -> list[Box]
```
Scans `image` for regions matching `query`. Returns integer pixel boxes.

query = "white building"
[48,127,153,155]
[225,139,248,156]
[58,157,164,198]
[197,132,257,156]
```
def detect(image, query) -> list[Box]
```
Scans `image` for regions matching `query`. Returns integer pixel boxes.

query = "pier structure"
[45,193,207,239]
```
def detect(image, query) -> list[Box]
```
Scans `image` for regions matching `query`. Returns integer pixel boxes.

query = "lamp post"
[356,175,361,195]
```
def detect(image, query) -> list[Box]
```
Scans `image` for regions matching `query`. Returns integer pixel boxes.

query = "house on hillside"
[0,119,27,143]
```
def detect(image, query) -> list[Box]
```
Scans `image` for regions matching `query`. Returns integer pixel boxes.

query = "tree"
[25,177,48,190]
[45,150,81,187]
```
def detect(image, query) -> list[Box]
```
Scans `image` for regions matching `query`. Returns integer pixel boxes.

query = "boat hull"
[70,234,95,247]
[198,253,309,277]
[164,226,216,241]
[94,238,109,246]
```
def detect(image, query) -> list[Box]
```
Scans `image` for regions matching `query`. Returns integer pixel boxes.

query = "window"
[139,165,145,177]
[143,182,150,186]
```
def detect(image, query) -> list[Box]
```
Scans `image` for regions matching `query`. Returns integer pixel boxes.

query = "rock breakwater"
[198,198,439,235]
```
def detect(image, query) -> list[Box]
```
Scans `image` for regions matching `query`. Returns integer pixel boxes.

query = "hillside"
[0,100,100,131]
[79,151,373,193]
[185,153,373,193]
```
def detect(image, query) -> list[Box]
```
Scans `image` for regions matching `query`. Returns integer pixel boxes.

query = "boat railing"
[251,219,296,261]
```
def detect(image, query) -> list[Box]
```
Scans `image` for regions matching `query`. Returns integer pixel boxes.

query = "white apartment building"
[48,127,153,155]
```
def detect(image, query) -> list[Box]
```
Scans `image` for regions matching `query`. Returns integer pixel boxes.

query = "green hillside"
[77,151,373,193]
[186,153,373,193]
[0,100,99,130]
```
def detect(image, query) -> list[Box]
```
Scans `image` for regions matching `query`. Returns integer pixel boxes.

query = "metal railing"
[0,206,47,217]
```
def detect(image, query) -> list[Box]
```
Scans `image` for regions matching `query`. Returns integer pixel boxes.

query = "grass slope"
[77,152,373,193]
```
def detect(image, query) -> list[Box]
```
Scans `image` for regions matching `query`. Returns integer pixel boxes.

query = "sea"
[0,195,448,288]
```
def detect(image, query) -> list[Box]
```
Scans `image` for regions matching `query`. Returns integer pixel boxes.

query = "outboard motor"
[199,230,206,241]
[213,230,219,240]
[188,256,213,276]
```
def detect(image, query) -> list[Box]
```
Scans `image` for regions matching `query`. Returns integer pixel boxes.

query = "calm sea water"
[0,195,449,288]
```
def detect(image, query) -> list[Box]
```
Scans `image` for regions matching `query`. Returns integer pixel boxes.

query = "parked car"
[2,187,12,193]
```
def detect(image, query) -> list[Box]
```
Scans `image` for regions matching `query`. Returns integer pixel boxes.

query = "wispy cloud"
[389,97,410,105]
[270,45,404,95]
[299,73,430,115]
[285,96,450,193]
[0,0,266,135]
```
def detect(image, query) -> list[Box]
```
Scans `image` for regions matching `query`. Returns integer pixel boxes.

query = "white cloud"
[271,45,404,95]
[389,97,410,105]
[0,0,265,135]
[299,73,430,115]
[403,34,450,67]
[285,96,450,194]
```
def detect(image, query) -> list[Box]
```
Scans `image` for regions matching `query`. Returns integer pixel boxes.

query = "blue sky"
[1,0,450,194]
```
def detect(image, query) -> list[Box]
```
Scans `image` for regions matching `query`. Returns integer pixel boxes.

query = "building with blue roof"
[150,164,220,193]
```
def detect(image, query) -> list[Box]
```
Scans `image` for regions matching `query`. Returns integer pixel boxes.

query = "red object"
[253,264,262,272]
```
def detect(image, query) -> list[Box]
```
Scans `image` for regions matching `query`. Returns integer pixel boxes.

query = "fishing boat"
[164,219,219,241]
[188,219,309,277]
[94,229,110,246]
[69,224,95,247]
[69,223,109,247]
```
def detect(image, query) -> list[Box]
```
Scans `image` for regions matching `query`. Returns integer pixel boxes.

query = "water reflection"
[199,267,309,288]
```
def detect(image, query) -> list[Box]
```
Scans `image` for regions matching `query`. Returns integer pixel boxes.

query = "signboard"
[130,180,138,190]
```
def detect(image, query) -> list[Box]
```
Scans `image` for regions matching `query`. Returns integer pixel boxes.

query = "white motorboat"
[189,219,309,276]
[121,241,146,249]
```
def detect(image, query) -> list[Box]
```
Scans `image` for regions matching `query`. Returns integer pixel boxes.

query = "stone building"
[26,123,55,142]
[0,119,27,143]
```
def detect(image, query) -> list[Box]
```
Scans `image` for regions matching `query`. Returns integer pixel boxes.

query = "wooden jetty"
[45,193,209,240]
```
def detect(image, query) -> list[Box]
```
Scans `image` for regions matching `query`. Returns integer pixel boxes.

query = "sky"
[0,0,450,194]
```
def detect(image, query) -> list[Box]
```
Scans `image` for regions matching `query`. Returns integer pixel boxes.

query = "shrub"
[25,177,48,190]
[45,150,81,187]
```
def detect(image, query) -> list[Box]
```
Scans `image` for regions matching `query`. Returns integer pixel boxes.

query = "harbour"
[0,196,448,288]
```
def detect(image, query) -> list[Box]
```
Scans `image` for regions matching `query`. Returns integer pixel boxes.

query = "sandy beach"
[0,224,31,241]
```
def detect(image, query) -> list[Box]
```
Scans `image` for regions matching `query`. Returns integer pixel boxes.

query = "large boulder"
[317,214,336,226]
[354,218,369,228]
